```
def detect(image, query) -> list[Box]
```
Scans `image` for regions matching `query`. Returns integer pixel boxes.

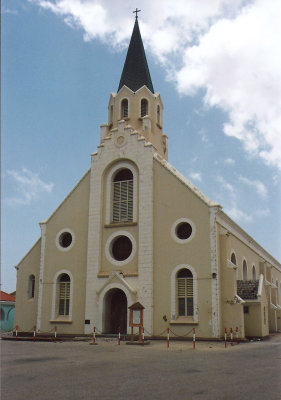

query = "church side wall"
[38,171,90,334]
[218,222,280,336]
[219,232,244,338]
[14,239,41,332]
[152,160,214,338]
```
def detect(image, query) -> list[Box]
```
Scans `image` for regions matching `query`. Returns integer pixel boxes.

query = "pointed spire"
[118,17,154,93]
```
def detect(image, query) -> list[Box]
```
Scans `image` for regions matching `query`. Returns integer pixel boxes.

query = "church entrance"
[103,288,127,334]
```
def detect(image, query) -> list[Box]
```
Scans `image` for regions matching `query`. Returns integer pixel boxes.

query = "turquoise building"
[0,291,16,332]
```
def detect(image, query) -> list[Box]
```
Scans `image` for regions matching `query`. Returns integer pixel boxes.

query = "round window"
[59,232,73,248]
[176,222,192,240]
[171,218,196,244]
[111,236,132,261]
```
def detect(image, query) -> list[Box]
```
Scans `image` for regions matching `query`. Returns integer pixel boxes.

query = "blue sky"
[2,0,281,293]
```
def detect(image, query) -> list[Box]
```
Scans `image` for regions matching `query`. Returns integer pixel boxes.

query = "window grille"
[121,99,128,118]
[177,269,193,316]
[112,168,133,223]
[28,275,35,299]
[141,99,148,117]
[243,260,248,280]
[59,274,70,316]
[113,180,133,222]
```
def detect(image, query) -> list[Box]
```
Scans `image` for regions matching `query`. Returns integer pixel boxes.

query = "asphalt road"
[1,335,281,400]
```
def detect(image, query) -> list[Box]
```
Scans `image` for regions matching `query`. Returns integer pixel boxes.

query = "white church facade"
[14,17,281,339]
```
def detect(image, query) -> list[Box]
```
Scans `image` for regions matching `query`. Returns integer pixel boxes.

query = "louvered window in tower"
[121,99,128,118]
[141,99,148,117]
[177,269,193,316]
[113,169,133,222]
[58,274,70,316]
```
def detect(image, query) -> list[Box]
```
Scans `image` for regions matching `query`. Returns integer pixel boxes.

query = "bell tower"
[100,13,168,159]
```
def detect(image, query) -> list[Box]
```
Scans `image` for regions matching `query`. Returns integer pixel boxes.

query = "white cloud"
[2,8,19,15]
[30,0,281,171]
[189,172,202,182]
[224,158,235,165]
[239,176,268,198]
[226,205,253,223]
[175,0,281,171]
[216,175,235,194]
[6,168,54,205]
[216,175,253,223]
[255,208,270,217]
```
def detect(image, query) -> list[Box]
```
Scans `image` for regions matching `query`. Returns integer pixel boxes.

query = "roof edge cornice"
[217,211,281,271]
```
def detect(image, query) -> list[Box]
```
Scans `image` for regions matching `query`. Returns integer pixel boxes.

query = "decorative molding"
[51,269,74,321]
[105,230,137,267]
[55,228,75,252]
[210,207,220,338]
[170,264,198,323]
[36,222,47,332]
[170,218,196,244]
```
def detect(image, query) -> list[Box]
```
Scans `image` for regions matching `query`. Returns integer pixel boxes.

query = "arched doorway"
[104,288,127,334]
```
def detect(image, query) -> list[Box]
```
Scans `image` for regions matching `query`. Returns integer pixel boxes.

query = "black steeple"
[118,17,154,93]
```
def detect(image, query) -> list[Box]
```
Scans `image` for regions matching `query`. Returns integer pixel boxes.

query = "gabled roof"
[153,153,220,207]
[118,18,154,93]
[0,291,16,302]
[237,280,259,300]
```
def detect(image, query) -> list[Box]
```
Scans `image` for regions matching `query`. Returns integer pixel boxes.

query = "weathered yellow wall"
[153,159,213,338]
[39,171,90,334]
[219,233,245,337]
[14,239,41,331]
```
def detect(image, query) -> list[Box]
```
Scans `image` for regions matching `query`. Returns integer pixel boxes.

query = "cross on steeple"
[133,8,141,19]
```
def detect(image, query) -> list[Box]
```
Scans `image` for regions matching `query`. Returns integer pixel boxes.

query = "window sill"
[49,318,72,324]
[170,318,198,325]
[105,222,137,228]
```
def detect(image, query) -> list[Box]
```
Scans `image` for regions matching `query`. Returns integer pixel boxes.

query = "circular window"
[105,231,136,266]
[176,222,192,240]
[111,236,132,261]
[171,218,196,244]
[56,229,75,251]
[59,232,72,248]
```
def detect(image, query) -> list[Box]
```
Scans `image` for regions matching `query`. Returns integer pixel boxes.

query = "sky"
[2,0,281,293]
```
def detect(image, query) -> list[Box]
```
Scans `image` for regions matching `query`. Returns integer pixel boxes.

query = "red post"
[230,328,233,346]
[167,327,170,348]
[33,325,36,342]
[224,328,227,348]
[142,326,144,346]
[15,325,18,341]
[236,326,239,344]
[93,326,96,344]
[193,328,196,350]
[54,326,57,343]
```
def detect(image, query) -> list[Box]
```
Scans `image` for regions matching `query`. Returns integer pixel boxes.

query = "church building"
[14,16,281,339]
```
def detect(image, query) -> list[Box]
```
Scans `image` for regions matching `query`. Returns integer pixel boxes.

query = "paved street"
[1,335,281,400]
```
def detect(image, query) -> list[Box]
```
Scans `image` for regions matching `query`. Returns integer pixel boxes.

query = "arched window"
[177,269,193,316]
[112,169,133,222]
[110,105,113,124]
[141,99,148,117]
[58,274,70,316]
[28,275,35,299]
[231,252,236,265]
[0,308,5,321]
[243,260,248,280]
[121,99,128,118]
[252,265,257,280]
[157,105,161,125]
